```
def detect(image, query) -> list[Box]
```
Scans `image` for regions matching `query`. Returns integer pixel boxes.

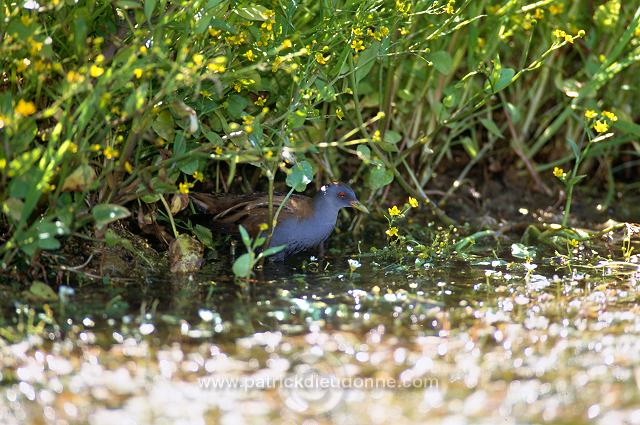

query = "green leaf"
[152,110,175,141]
[33,221,69,252]
[505,102,521,124]
[511,243,536,260]
[234,4,269,21]
[238,225,252,248]
[367,165,394,190]
[460,137,478,158]
[261,245,286,257]
[314,79,335,102]
[92,204,132,229]
[144,0,156,21]
[209,18,237,34]
[193,224,213,247]
[429,50,453,75]
[356,145,371,161]
[479,118,503,139]
[286,160,314,192]
[29,281,59,301]
[384,130,402,144]
[567,138,581,158]
[355,43,379,84]
[232,253,254,278]
[287,109,306,129]
[227,95,249,119]
[495,68,515,91]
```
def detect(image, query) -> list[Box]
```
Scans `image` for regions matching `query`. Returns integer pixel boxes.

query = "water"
[1,236,640,424]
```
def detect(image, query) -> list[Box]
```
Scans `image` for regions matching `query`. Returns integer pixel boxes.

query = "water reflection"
[1,247,639,424]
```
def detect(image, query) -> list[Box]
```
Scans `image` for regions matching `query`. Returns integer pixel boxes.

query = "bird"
[190,182,369,261]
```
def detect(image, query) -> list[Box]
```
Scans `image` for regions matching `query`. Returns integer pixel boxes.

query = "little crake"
[191,182,368,261]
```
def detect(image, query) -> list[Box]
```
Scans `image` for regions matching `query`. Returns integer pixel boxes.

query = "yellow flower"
[0,114,10,128]
[553,29,566,39]
[193,171,204,182]
[133,68,143,79]
[214,146,223,155]
[372,130,381,142]
[388,205,401,217]
[207,62,226,73]
[549,4,564,15]
[15,99,36,116]
[584,110,597,119]
[408,197,419,208]
[350,39,365,52]
[564,34,574,44]
[259,223,269,232]
[352,27,363,37]
[445,0,455,14]
[386,226,399,237]
[242,115,254,125]
[281,39,292,49]
[602,110,618,122]
[66,70,85,83]
[0,158,6,169]
[254,95,267,106]
[553,167,564,177]
[103,146,119,159]
[124,161,133,174]
[315,52,328,65]
[244,49,256,61]
[28,38,43,55]
[593,120,609,133]
[139,45,148,54]
[90,65,104,77]
[208,28,221,38]
[336,107,344,120]
[193,53,204,66]
[179,182,190,194]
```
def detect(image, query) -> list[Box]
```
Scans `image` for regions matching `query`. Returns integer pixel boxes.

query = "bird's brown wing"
[190,192,313,237]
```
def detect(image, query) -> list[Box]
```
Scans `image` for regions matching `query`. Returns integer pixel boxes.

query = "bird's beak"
[350,200,369,214]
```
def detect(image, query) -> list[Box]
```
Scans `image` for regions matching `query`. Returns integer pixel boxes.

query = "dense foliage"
[1,0,639,271]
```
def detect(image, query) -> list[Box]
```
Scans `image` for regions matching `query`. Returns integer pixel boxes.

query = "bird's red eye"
[338,191,346,199]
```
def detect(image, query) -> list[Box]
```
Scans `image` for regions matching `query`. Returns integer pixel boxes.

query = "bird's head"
[317,182,369,213]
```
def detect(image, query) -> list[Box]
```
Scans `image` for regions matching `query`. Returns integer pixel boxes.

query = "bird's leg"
[318,241,325,258]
